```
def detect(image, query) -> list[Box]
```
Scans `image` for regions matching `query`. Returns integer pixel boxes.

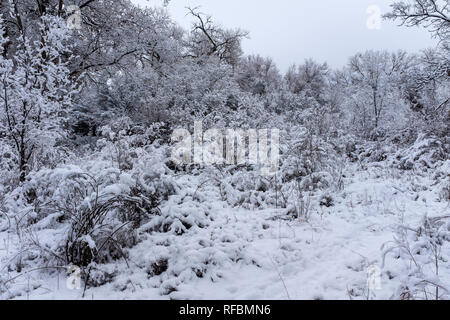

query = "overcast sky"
[132,0,437,72]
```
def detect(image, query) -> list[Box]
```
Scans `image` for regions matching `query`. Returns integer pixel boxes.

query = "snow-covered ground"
[1,162,448,300]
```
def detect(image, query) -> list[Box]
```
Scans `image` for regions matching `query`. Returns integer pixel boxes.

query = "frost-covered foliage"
[383,216,450,300]
[1,132,180,294]
[0,0,449,300]
[0,14,76,184]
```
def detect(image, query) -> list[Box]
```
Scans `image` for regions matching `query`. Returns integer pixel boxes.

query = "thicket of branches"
[0,0,448,298]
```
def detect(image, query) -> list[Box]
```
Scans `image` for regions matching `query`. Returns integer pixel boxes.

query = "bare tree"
[185,7,248,67]
[348,50,410,132]
[384,0,450,40]
[237,55,281,95]
[285,59,329,102]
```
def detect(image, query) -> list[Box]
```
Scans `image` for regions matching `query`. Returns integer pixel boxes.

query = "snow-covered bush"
[210,167,279,210]
[382,215,450,300]
[435,161,450,202]
[0,132,183,286]
[392,134,449,171]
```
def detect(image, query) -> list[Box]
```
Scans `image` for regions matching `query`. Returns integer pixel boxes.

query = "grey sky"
[132,0,438,72]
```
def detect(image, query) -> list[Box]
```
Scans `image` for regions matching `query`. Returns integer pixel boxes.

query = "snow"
[1,161,448,300]
[0,0,448,301]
